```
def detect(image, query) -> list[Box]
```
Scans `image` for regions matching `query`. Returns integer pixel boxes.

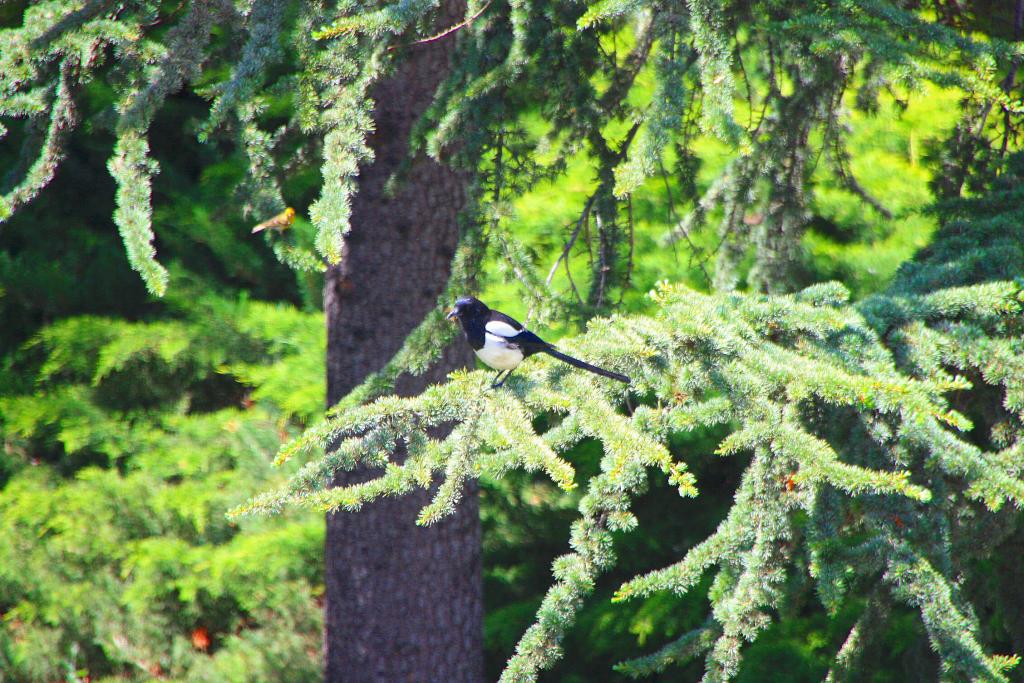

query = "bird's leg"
[493,369,514,388]
[490,370,509,388]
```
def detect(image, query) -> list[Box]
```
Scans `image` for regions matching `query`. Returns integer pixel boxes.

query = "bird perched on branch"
[447,296,630,388]
[251,207,296,234]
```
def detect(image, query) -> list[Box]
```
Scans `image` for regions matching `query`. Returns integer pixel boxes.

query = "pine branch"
[241,258,1024,680]
[108,129,169,296]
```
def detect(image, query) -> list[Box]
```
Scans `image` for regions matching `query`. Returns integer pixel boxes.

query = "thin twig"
[659,160,712,285]
[546,193,599,288]
[598,17,657,113]
[595,213,608,309]
[616,194,635,306]
[142,0,187,28]
[831,136,893,219]
[735,39,754,132]
[752,36,778,138]
[591,120,642,308]
[808,80,847,180]
[583,205,594,268]
[998,0,1023,157]
[564,240,584,305]
[388,0,493,51]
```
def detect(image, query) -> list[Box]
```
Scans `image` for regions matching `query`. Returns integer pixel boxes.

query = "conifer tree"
[4,0,1023,680]
[240,162,1024,680]
[319,0,483,677]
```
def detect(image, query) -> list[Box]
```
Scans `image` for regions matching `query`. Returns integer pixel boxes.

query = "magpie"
[446,296,631,388]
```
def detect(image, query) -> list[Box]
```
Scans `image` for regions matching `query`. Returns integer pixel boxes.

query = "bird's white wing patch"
[485,320,521,338]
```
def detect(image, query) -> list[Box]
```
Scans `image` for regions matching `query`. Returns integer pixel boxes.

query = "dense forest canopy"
[1,0,1023,681]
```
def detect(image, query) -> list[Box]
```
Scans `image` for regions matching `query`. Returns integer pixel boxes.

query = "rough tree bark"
[322,0,483,679]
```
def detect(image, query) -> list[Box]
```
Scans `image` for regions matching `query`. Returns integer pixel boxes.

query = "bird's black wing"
[485,310,549,356]
[485,307,629,382]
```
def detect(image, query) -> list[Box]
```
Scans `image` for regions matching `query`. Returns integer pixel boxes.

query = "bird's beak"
[446,308,458,321]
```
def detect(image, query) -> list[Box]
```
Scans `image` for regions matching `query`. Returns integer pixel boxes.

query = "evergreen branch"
[825,588,890,683]
[481,390,578,490]
[615,619,720,677]
[544,193,598,295]
[107,130,169,296]
[854,0,1019,60]
[914,418,1024,510]
[596,13,656,114]
[828,135,893,220]
[242,273,1023,679]
[118,0,226,130]
[494,227,557,321]
[313,0,440,40]
[238,112,288,219]
[614,509,745,601]
[771,420,932,502]
[307,435,442,512]
[0,58,79,220]
[499,422,668,681]
[886,549,1019,681]
[703,448,794,678]
[613,43,698,197]
[657,158,713,285]
[417,416,481,524]
[272,242,328,273]
[308,63,376,263]
[200,0,286,139]
[388,0,493,51]
[425,0,533,155]
[686,0,742,143]
[577,0,645,30]
[28,0,117,49]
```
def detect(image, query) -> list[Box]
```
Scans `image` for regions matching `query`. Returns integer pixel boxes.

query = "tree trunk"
[322,1,483,679]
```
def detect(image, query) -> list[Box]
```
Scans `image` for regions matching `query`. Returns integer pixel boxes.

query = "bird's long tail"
[542,347,630,383]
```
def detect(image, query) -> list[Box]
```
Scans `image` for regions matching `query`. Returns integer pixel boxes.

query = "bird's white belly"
[475,334,524,370]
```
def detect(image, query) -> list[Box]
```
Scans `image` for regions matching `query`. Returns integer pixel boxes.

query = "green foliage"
[6,0,1017,308]
[0,286,326,681]
[5,0,1024,680]
[243,184,1024,679]
[108,130,168,296]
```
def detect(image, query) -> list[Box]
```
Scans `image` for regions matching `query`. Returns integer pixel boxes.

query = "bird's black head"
[446,296,490,324]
